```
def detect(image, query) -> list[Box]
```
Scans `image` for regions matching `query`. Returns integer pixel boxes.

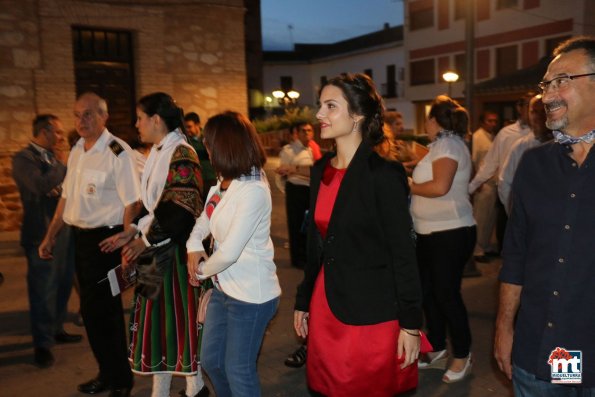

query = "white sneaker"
[442,353,473,383]
[418,349,448,369]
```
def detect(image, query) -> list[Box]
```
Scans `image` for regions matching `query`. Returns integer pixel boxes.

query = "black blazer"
[295,141,423,329]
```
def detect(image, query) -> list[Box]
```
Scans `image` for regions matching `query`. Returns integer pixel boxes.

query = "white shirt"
[186,177,281,304]
[62,129,141,228]
[411,135,475,234]
[279,140,313,186]
[468,121,532,194]
[471,127,494,171]
[498,134,540,214]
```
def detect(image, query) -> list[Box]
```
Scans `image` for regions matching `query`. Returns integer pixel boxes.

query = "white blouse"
[410,136,475,235]
[186,177,281,304]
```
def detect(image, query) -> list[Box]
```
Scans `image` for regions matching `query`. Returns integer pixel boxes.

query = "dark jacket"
[12,144,66,248]
[295,141,423,329]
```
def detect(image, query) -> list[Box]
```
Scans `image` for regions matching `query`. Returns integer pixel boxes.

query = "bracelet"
[402,329,421,337]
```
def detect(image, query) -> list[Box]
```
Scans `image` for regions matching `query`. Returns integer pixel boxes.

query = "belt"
[72,225,123,234]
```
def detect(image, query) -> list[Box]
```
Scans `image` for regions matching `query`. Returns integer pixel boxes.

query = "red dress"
[307,164,429,397]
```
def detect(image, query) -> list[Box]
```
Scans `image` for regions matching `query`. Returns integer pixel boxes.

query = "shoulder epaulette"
[109,140,124,156]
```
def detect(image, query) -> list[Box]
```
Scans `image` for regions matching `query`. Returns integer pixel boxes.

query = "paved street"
[0,157,513,396]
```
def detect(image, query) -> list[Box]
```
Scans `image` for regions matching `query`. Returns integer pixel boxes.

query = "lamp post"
[272,89,300,107]
[442,71,460,97]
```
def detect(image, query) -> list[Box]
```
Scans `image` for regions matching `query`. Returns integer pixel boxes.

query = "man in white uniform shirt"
[276,122,314,269]
[471,111,499,262]
[39,93,141,397]
[498,95,553,214]
[469,93,533,251]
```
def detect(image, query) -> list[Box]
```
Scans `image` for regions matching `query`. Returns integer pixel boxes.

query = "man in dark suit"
[12,114,82,368]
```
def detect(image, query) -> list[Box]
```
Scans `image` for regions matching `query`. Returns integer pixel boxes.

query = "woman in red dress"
[294,73,429,397]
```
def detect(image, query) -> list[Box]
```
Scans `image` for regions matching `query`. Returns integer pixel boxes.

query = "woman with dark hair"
[100,92,208,397]
[410,95,476,383]
[293,73,426,396]
[186,111,281,397]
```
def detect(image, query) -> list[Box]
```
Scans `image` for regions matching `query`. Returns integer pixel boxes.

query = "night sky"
[261,0,405,51]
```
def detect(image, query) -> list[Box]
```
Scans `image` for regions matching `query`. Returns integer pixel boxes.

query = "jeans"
[513,365,595,397]
[417,225,476,358]
[24,227,75,349]
[201,289,279,397]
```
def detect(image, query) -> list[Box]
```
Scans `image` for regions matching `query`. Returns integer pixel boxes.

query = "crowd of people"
[8,35,595,397]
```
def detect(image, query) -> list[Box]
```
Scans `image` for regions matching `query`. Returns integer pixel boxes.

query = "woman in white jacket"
[186,111,281,397]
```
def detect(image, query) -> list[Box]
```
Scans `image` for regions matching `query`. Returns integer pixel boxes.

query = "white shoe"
[418,349,448,369]
[442,353,473,383]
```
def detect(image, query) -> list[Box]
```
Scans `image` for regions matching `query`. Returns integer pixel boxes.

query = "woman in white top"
[186,111,281,397]
[410,95,476,383]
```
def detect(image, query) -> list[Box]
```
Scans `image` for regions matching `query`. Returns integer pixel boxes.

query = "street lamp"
[272,89,300,106]
[442,71,459,97]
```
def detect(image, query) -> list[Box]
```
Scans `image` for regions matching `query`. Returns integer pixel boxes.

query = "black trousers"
[73,226,133,389]
[416,225,476,358]
[285,182,310,268]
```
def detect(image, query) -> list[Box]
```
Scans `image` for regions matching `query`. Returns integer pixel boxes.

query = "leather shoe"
[34,347,54,368]
[55,330,83,344]
[78,378,108,394]
[109,387,131,397]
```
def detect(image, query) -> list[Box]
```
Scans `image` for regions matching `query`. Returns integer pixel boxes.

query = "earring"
[352,120,359,133]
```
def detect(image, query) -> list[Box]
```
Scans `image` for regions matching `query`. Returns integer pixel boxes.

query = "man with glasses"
[495,36,595,395]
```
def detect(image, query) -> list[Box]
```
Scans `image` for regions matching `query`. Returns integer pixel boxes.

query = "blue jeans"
[513,365,595,397]
[24,226,75,348]
[201,289,279,397]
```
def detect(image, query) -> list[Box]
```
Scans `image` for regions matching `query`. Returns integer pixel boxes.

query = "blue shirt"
[500,141,595,387]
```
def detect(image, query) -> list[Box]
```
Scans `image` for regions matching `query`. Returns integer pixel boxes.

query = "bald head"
[74,92,109,140]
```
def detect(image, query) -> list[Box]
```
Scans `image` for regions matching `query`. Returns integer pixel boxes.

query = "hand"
[121,238,146,264]
[294,310,309,338]
[99,229,136,253]
[398,328,421,369]
[494,326,514,380]
[187,251,209,283]
[275,164,294,176]
[38,236,55,260]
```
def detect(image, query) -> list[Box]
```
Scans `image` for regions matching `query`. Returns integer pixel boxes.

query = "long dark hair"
[137,92,187,135]
[323,73,385,145]
[428,95,469,138]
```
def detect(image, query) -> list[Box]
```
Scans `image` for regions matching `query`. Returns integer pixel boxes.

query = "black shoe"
[179,385,210,397]
[284,344,307,368]
[109,388,131,397]
[34,347,54,368]
[473,255,490,263]
[55,330,83,344]
[78,378,108,394]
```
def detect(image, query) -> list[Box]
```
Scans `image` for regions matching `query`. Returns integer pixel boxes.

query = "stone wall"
[0,0,249,231]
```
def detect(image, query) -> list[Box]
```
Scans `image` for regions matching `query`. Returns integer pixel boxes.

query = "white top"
[62,129,141,228]
[279,140,313,186]
[468,120,532,194]
[186,177,281,304]
[138,129,193,247]
[498,133,540,215]
[471,127,494,171]
[411,135,475,235]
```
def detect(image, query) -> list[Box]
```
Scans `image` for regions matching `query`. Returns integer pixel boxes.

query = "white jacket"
[186,177,281,304]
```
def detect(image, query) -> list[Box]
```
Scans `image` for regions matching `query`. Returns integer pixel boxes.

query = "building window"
[364,69,373,79]
[320,75,328,88]
[546,35,572,56]
[497,0,518,9]
[383,64,397,98]
[409,0,434,30]
[496,45,518,76]
[72,26,136,142]
[454,0,466,20]
[410,59,435,86]
[454,53,466,80]
[280,76,293,92]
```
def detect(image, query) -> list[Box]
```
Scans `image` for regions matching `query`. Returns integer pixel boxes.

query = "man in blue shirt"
[495,36,595,395]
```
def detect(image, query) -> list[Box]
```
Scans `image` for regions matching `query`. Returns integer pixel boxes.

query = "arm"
[494,282,522,380]
[199,185,269,276]
[410,157,458,198]
[38,198,66,259]
[469,136,501,194]
[498,153,516,216]
[12,152,66,197]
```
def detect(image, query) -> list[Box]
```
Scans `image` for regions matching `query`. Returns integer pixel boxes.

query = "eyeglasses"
[538,73,595,94]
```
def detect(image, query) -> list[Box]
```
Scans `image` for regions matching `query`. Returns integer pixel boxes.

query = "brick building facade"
[0,0,252,231]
